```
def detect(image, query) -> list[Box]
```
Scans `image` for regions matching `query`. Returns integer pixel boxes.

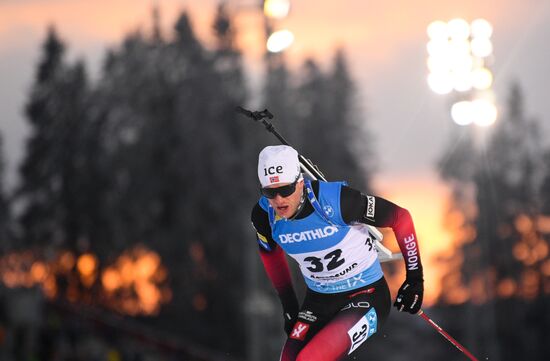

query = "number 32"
[304,249,345,272]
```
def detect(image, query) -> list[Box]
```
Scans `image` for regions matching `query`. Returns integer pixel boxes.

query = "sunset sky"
[1,0,549,304]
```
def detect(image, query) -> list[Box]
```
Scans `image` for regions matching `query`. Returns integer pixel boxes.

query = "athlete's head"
[258,145,304,218]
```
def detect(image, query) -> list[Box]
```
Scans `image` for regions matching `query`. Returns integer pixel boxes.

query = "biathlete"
[250,145,424,360]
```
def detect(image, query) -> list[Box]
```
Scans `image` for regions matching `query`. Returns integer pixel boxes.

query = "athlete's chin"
[276,205,292,217]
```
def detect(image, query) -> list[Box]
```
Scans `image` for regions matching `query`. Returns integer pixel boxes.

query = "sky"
[1,0,549,304]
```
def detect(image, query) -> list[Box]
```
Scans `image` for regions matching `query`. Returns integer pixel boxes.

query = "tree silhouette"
[437,83,549,360]
[0,134,10,252]
[17,27,94,251]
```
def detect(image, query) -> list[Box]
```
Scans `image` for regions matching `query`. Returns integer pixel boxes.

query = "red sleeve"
[343,189,424,279]
[259,246,299,313]
[389,207,423,278]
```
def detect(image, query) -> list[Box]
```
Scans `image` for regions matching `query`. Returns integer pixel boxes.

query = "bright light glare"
[451,99,497,126]
[452,71,473,92]
[472,99,497,126]
[471,37,493,58]
[450,54,473,73]
[264,0,291,19]
[426,18,495,100]
[427,56,451,73]
[427,39,450,56]
[448,18,470,40]
[451,101,473,126]
[471,67,493,90]
[427,72,453,94]
[266,30,294,53]
[471,19,493,39]
[449,39,471,57]
[427,20,449,40]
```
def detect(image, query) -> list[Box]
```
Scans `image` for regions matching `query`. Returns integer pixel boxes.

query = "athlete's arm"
[251,203,299,332]
[340,186,424,314]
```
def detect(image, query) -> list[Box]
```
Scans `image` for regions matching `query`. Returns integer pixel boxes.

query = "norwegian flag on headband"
[269,176,279,183]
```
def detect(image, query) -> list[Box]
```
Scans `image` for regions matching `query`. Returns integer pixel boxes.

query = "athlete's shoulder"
[318,180,348,192]
[308,179,320,194]
[251,200,278,251]
[251,201,268,227]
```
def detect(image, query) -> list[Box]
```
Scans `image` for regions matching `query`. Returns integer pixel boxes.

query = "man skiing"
[250,145,424,360]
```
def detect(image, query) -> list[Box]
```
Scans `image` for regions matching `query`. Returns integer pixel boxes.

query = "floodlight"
[264,0,291,19]
[427,20,449,40]
[266,29,294,52]
[471,67,493,90]
[471,18,493,39]
[451,101,474,126]
[472,99,497,126]
[448,18,470,40]
[471,37,493,58]
[428,72,454,94]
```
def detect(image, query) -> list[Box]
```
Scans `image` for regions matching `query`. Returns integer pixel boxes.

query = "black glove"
[394,276,424,314]
[283,311,298,335]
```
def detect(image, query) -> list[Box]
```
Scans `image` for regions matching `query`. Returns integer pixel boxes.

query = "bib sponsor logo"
[298,310,317,322]
[365,195,375,219]
[347,308,377,355]
[310,263,358,280]
[290,321,310,341]
[323,205,334,218]
[314,271,368,293]
[279,226,338,244]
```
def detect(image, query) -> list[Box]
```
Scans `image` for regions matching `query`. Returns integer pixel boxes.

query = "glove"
[394,276,423,314]
[283,311,298,336]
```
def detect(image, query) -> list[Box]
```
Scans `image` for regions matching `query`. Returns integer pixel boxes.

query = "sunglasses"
[261,176,300,199]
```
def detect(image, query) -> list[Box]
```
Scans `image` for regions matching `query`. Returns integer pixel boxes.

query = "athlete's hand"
[394,276,423,314]
[283,311,298,335]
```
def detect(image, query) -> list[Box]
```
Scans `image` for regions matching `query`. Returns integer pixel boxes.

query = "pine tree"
[16,27,65,247]
[295,54,371,189]
[467,84,544,289]
[295,58,331,173]
[437,83,548,360]
[17,27,92,250]
[262,52,300,148]
[326,49,373,190]
[94,9,253,354]
[95,17,195,332]
[540,150,550,214]
[0,134,10,252]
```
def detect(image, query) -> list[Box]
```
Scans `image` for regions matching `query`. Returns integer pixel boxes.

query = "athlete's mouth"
[277,205,289,212]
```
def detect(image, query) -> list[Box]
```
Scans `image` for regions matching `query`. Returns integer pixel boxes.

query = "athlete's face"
[266,180,304,219]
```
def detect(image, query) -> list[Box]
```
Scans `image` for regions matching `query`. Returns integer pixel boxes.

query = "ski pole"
[417,310,479,361]
[236,106,326,181]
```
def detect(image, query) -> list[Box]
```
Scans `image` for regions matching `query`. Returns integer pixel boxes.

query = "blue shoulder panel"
[317,181,347,227]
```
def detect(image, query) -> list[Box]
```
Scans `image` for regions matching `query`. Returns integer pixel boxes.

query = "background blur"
[0,0,549,360]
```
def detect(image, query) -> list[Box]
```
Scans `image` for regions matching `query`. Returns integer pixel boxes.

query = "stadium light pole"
[427,18,497,127]
[263,0,294,53]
